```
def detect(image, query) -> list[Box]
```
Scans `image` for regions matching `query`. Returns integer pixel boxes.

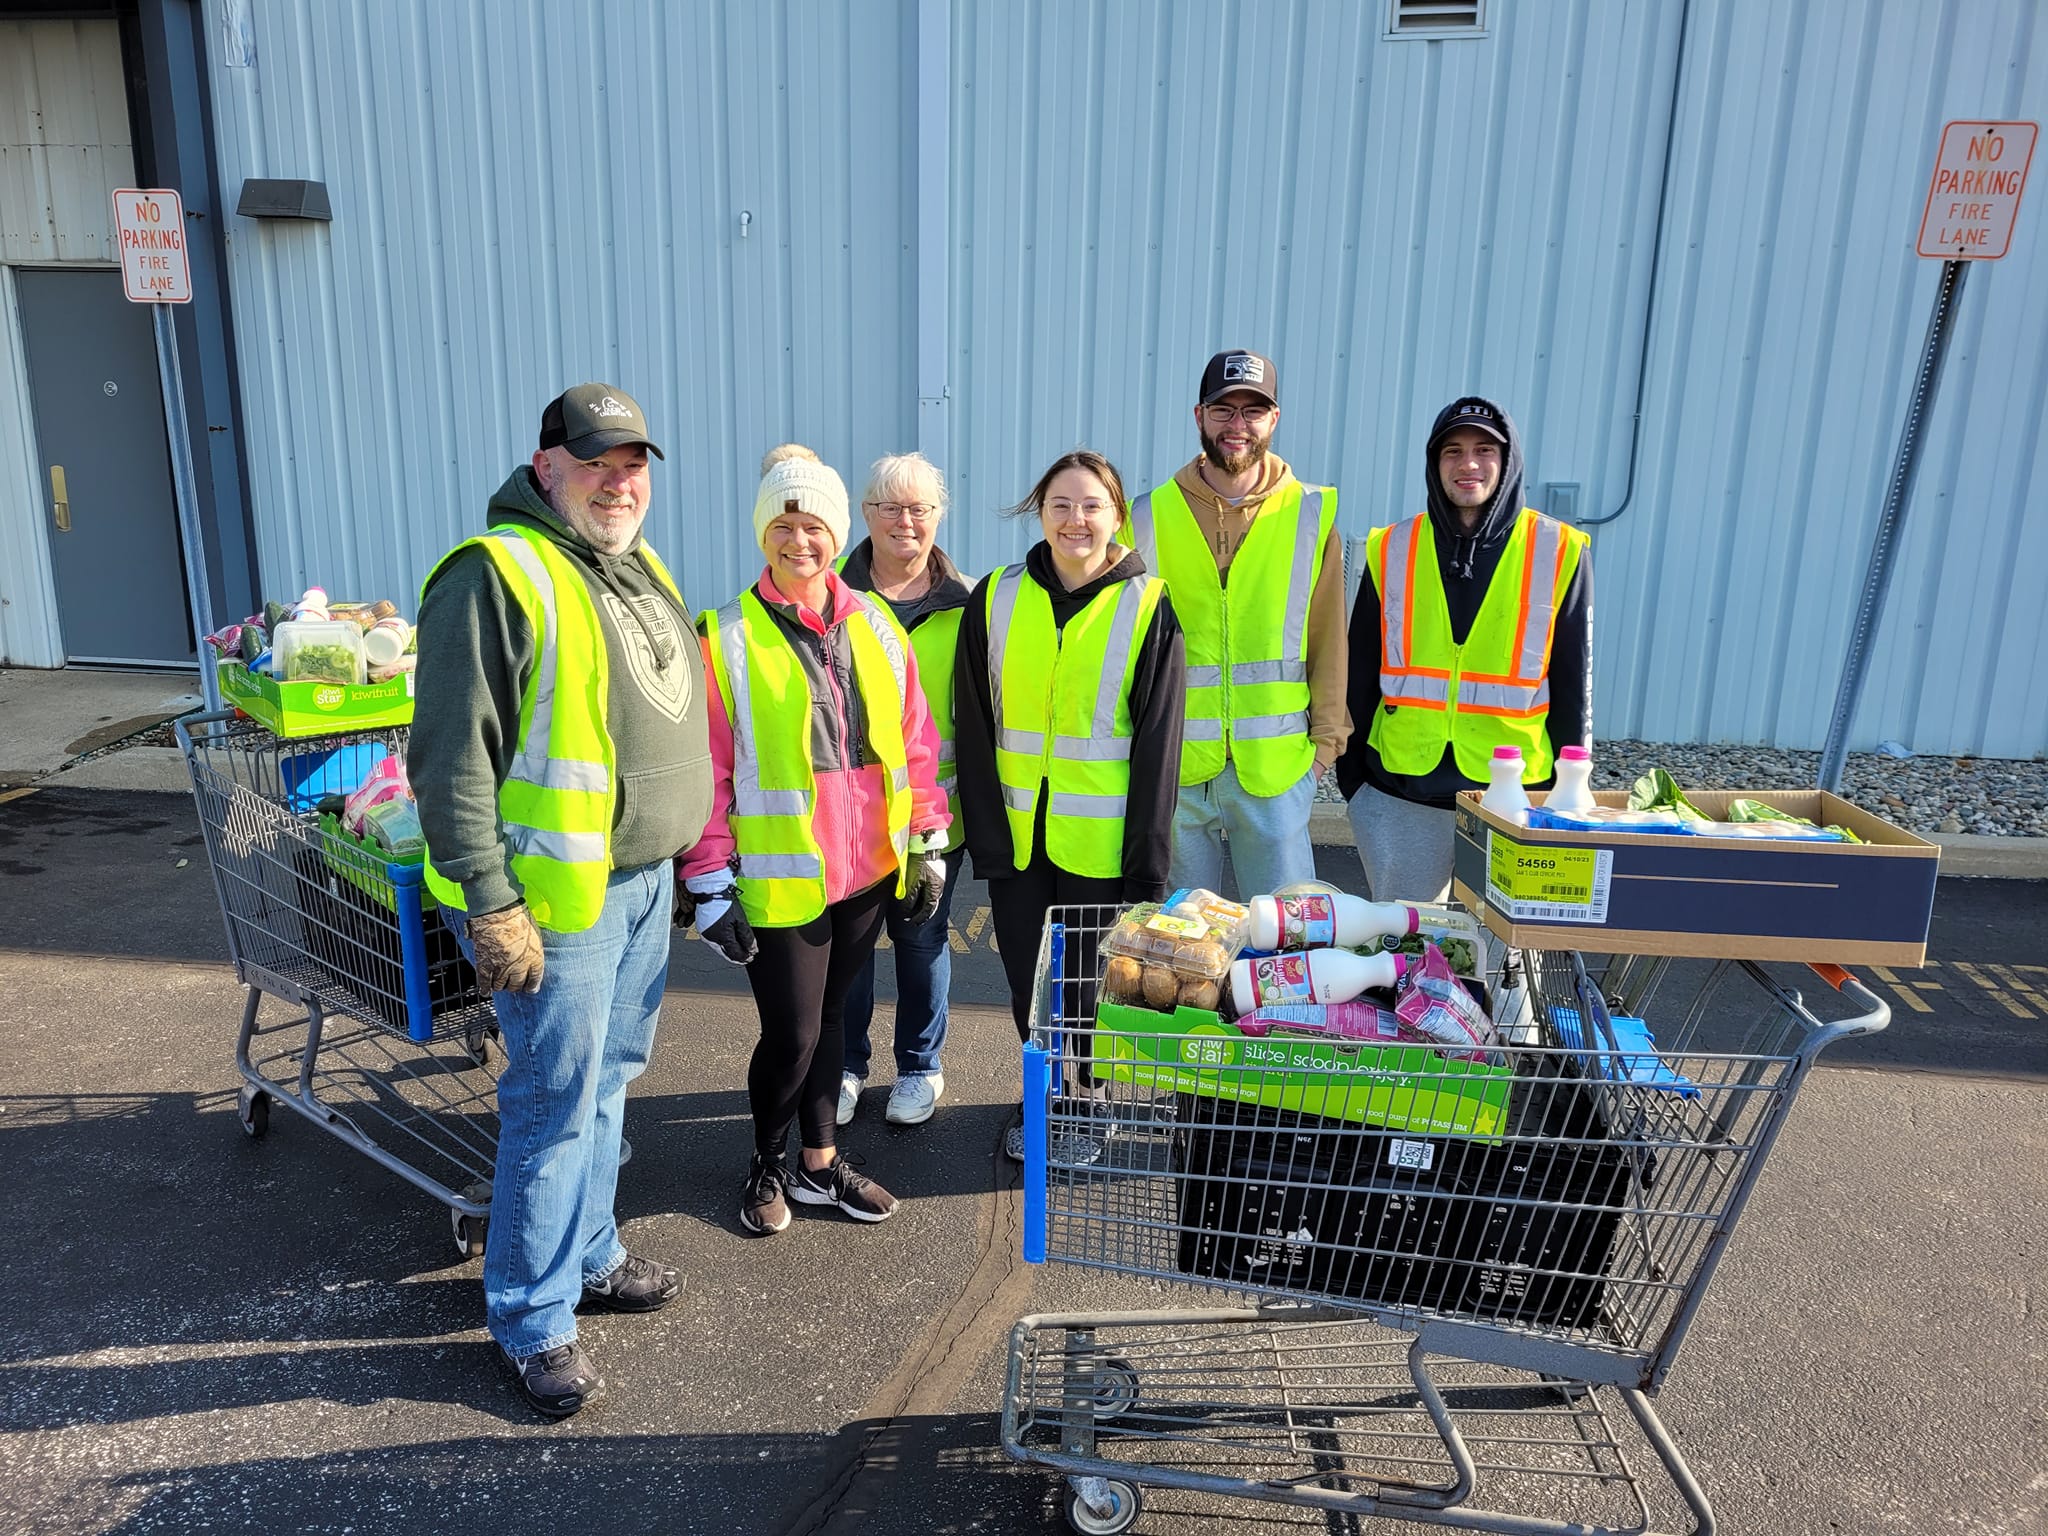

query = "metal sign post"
[112,187,218,710]
[1816,121,2037,793]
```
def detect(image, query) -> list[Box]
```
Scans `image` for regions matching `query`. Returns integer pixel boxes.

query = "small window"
[1386,0,1488,39]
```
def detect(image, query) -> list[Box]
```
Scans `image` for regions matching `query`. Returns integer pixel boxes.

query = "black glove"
[698,897,758,966]
[672,871,698,930]
[898,852,948,926]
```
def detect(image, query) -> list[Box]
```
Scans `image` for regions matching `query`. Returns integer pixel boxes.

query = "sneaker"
[499,1340,604,1420]
[1003,1103,1026,1163]
[786,1154,899,1223]
[740,1153,792,1235]
[885,1072,943,1126]
[580,1251,682,1314]
[1001,1105,1107,1167]
[836,1073,864,1127]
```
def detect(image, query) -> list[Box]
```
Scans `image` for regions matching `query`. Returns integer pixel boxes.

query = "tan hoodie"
[1166,451,1352,773]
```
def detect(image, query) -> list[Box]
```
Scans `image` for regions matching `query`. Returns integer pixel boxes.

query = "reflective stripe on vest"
[421,527,684,932]
[703,588,914,926]
[985,564,1162,879]
[1123,479,1332,794]
[1367,508,1583,782]
[908,603,966,853]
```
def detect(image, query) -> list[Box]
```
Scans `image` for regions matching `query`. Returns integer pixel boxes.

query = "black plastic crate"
[290,839,478,1035]
[1172,1064,1636,1328]
[1173,1096,1494,1309]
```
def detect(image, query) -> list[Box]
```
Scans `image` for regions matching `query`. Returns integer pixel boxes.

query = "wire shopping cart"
[176,711,500,1257]
[1001,904,1889,1535]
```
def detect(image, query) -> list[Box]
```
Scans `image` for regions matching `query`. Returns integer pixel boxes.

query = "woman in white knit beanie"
[676,446,952,1237]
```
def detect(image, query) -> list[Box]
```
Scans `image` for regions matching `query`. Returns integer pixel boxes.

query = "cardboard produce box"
[220,661,416,738]
[1096,1000,1515,1139]
[1452,790,1937,965]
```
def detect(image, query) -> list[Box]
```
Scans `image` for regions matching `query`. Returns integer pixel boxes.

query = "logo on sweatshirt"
[592,395,633,419]
[602,592,693,723]
[1222,353,1266,384]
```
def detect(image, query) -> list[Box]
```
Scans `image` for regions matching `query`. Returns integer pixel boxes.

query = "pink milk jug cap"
[1559,745,1590,761]
[1491,745,1523,760]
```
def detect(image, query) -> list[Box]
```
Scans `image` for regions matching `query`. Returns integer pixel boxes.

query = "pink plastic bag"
[1394,941,1499,1056]
[342,753,411,835]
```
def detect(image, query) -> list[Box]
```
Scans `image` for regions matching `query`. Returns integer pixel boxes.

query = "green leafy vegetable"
[1628,767,1711,822]
[287,642,361,684]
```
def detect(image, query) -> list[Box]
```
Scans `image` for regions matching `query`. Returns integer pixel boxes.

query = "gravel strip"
[1316,743,2047,837]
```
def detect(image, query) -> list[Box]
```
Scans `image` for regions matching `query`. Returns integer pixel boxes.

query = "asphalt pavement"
[0,787,2042,1536]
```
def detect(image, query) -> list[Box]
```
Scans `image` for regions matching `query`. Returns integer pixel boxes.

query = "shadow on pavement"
[79,1415,1056,1536]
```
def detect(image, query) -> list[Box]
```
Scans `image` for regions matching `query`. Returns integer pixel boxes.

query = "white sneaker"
[885,1072,944,1126]
[836,1073,864,1128]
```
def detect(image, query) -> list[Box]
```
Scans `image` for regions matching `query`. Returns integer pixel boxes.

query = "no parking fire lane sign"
[112,188,192,303]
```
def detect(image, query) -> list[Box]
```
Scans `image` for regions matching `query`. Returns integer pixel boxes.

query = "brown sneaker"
[740,1153,791,1235]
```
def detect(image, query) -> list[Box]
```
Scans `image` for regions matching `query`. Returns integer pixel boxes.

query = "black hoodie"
[1335,396,1592,809]
[954,542,1186,899]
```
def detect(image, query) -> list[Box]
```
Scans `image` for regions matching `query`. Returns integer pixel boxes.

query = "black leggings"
[744,877,892,1158]
[988,860,1124,1044]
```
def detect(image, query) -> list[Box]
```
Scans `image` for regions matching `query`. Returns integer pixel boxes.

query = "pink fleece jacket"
[679,569,950,909]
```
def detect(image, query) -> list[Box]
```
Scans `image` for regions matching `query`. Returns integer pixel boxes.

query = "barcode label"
[1486,833,1614,924]
[1386,1138,1436,1172]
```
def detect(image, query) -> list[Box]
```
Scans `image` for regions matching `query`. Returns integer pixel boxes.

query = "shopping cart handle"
[1803,963,1891,1041]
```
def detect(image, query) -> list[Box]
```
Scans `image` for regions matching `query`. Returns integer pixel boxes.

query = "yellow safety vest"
[701,588,914,927]
[985,564,1165,879]
[908,606,966,854]
[1366,507,1586,782]
[421,527,685,932]
[835,554,967,855]
[1120,479,1334,794]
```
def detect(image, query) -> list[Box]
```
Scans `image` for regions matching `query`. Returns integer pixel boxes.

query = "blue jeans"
[446,863,671,1359]
[841,850,960,1079]
[1170,759,1318,899]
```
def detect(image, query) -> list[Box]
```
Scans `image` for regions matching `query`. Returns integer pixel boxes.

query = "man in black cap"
[411,383,713,1418]
[1120,349,1348,899]
[1336,396,1592,900]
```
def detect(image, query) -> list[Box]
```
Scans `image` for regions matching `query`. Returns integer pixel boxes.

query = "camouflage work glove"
[468,902,546,994]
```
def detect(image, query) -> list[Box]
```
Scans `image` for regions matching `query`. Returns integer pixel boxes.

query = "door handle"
[49,465,69,532]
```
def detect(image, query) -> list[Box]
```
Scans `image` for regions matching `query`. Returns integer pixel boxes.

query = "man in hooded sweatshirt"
[1336,397,1592,901]
[1120,349,1348,900]
[410,383,713,1419]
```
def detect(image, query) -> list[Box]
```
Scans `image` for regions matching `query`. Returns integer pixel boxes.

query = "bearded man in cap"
[411,383,711,1419]
[1120,349,1348,899]
[1336,396,1592,901]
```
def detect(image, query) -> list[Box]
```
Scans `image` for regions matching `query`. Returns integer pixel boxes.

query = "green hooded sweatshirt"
[409,466,713,916]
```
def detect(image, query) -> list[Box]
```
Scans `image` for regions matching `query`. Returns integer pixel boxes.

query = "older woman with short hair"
[834,451,974,1129]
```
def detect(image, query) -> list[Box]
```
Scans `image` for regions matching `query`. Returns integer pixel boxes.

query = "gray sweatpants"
[1344,782,1456,903]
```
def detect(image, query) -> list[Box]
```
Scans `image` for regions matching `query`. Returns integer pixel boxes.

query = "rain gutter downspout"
[1580,0,1691,527]
[915,0,951,475]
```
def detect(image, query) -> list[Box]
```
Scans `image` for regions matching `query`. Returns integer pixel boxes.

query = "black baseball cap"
[1431,398,1508,445]
[1199,349,1279,407]
[538,383,665,460]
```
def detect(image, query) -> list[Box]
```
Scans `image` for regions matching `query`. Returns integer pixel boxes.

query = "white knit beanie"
[752,458,850,556]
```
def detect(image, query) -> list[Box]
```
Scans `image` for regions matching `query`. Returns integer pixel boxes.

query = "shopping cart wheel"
[1091,1357,1140,1421]
[237,1086,270,1139]
[1064,1476,1141,1535]
[461,1023,492,1068]
[452,1207,488,1260]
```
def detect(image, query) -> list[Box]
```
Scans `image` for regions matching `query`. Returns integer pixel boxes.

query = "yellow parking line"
[0,786,38,807]
[1951,961,2035,1018]
[1990,964,2048,1012]
[1885,982,1934,1014]
[965,905,990,941]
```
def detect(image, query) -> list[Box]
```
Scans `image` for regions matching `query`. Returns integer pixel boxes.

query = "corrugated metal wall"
[0,18,133,262]
[198,0,2047,755]
[201,0,920,620]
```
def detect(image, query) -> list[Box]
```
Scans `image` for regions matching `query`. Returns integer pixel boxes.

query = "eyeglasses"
[1045,499,1114,519]
[1203,402,1273,426]
[865,500,938,524]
